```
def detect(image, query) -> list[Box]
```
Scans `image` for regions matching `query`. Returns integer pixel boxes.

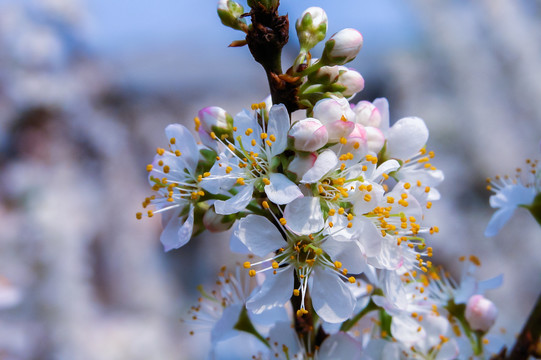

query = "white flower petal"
[321,238,366,274]
[267,104,290,156]
[165,124,199,175]
[210,304,242,344]
[268,322,303,358]
[160,205,193,252]
[373,97,389,133]
[318,332,362,360]
[246,267,294,314]
[265,172,303,205]
[386,117,428,160]
[284,197,324,235]
[301,150,338,183]
[214,184,254,215]
[310,267,355,323]
[484,207,515,237]
[234,109,261,154]
[232,215,285,257]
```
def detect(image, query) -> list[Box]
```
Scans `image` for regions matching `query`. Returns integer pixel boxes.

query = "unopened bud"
[321,28,363,65]
[465,295,498,332]
[288,118,328,152]
[353,101,382,127]
[336,68,364,97]
[296,7,328,52]
[217,0,246,31]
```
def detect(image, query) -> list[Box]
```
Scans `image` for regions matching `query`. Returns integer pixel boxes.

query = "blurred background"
[0,0,540,358]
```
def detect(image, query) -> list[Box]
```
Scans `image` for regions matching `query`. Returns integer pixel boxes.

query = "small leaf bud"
[217,0,247,31]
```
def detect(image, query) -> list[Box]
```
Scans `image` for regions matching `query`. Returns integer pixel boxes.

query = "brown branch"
[245,1,301,114]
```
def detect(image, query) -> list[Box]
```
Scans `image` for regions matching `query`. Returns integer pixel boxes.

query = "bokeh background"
[0,0,540,358]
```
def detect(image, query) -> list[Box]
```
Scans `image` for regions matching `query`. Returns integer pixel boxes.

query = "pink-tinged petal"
[232,215,285,257]
[318,332,362,360]
[288,118,328,152]
[267,104,290,156]
[211,304,243,344]
[321,238,366,274]
[373,97,389,133]
[484,207,515,237]
[310,267,355,323]
[386,117,428,160]
[284,197,324,235]
[265,172,303,205]
[246,267,294,314]
[160,205,193,252]
[301,150,338,183]
[214,184,254,215]
[165,124,199,175]
[365,126,385,153]
[288,152,318,180]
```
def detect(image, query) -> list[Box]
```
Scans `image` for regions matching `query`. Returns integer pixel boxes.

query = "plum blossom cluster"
[137,2,508,359]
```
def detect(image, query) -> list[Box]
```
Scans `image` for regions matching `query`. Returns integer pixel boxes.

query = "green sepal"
[233,306,270,348]
[526,192,541,227]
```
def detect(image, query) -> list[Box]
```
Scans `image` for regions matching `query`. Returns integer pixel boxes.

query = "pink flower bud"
[465,295,498,332]
[198,106,232,133]
[322,28,363,65]
[288,118,328,152]
[337,68,364,97]
[353,101,382,127]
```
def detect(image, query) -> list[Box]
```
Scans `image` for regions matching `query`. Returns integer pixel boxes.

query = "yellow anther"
[220,134,229,140]
[469,255,481,266]
[245,128,253,136]
[329,222,334,228]
[364,194,371,202]
[194,117,201,131]
[328,209,336,216]
[243,262,251,269]
[353,142,360,149]
[250,139,256,146]
[170,137,176,145]
[136,212,142,220]
[382,173,389,180]
[339,137,347,145]
[272,261,279,269]
[342,268,348,275]
[348,276,356,283]
[236,178,245,185]
[338,207,345,215]
[260,133,268,140]
[347,213,353,221]
[158,160,164,166]
[210,132,217,139]
[262,178,270,185]
[425,186,431,193]
[426,201,432,209]
[203,172,211,178]
[293,289,300,296]
[387,196,395,204]
[174,150,181,157]
[147,210,154,218]
[225,166,232,174]
[163,165,170,173]
[228,144,235,152]
[347,222,353,228]
[279,218,287,225]
[340,115,348,122]
[157,147,165,156]
[146,164,153,172]
[249,270,256,277]
[334,261,342,269]
[404,183,411,189]
[262,201,270,209]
